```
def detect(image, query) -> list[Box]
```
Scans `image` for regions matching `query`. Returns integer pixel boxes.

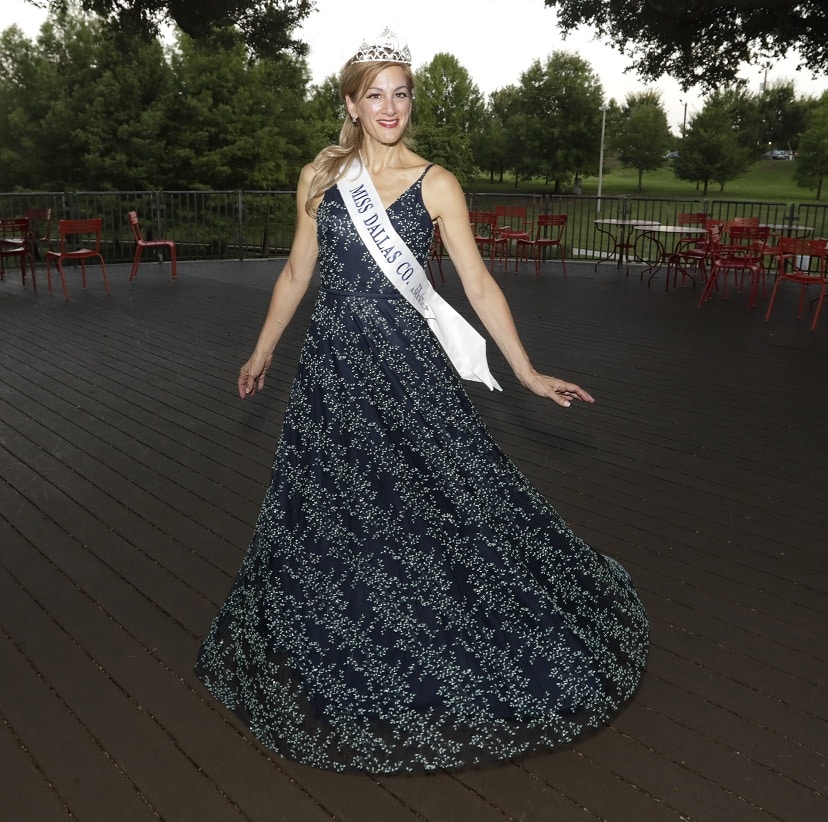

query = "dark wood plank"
[1,259,826,822]
[0,708,73,821]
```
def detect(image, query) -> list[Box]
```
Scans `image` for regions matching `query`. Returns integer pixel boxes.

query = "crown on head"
[351,27,411,65]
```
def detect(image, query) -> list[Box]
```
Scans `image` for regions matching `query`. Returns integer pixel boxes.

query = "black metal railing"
[2,189,826,267]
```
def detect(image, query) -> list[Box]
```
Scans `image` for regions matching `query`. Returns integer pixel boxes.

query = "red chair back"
[127,210,144,243]
[677,212,707,227]
[469,211,497,229]
[25,207,52,242]
[534,214,567,238]
[776,236,828,277]
[723,216,759,238]
[495,205,529,236]
[57,218,104,252]
[0,217,29,240]
[725,224,769,251]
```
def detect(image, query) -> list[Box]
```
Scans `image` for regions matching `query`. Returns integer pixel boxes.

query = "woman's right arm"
[238,164,320,398]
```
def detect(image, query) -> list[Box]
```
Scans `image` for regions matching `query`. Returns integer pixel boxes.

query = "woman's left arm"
[424,168,594,407]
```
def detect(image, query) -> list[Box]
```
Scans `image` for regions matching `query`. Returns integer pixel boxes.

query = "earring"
[351,116,358,123]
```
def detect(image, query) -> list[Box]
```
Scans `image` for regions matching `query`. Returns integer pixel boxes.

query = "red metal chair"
[25,207,54,256]
[667,217,720,288]
[494,205,531,268]
[515,214,567,278]
[0,217,36,292]
[698,224,770,310]
[469,211,507,272]
[46,218,110,300]
[127,211,177,282]
[764,236,828,330]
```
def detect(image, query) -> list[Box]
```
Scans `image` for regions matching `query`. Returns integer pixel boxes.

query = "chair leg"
[764,280,782,321]
[57,261,69,300]
[747,269,761,310]
[699,267,720,306]
[129,247,142,282]
[811,286,826,330]
[99,256,110,295]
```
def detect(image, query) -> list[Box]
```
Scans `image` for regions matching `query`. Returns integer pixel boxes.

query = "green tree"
[412,124,477,187]
[36,0,313,61]
[756,79,814,153]
[472,92,510,183]
[0,25,45,189]
[673,92,753,194]
[414,53,485,132]
[546,0,828,90]
[307,75,345,149]
[74,33,178,189]
[0,12,178,190]
[508,51,604,190]
[612,90,672,192]
[413,53,485,185]
[24,11,108,189]
[167,29,312,189]
[794,92,828,199]
[0,8,315,190]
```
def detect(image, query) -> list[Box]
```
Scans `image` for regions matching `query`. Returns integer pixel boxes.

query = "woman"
[196,30,648,774]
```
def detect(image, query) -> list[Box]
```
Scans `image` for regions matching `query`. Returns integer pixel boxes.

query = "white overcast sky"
[6,0,827,135]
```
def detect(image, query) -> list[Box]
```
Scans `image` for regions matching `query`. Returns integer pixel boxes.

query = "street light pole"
[596,103,609,214]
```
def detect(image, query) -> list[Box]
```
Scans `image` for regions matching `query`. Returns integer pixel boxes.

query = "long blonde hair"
[305,60,415,216]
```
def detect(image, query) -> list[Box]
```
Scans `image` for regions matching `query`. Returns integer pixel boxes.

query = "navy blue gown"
[195,167,649,774]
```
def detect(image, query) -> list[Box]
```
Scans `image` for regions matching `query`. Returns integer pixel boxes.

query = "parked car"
[664,151,679,159]
[765,149,794,160]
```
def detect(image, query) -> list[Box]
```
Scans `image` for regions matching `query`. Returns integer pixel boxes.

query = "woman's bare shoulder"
[299,161,317,184]
[422,164,466,218]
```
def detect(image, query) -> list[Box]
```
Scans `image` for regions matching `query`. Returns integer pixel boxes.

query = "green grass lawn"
[471,157,821,202]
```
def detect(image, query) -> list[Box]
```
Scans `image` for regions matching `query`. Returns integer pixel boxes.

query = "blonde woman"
[196,30,648,774]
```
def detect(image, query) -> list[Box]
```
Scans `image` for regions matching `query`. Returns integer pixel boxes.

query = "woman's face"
[345,65,412,146]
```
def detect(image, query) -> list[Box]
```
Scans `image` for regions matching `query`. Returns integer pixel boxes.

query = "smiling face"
[345,64,413,147]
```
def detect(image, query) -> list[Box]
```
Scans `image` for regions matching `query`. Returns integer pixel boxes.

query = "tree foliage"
[413,54,485,185]
[474,88,512,183]
[40,0,314,60]
[546,0,828,91]
[673,92,754,193]
[503,52,604,190]
[754,80,814,152]
[307,75,345,149]
[612,91,672,191]
[0,11,316,190]
[794,92,828,199]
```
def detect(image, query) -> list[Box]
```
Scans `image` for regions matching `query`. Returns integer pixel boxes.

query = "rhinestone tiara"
[351,27,411,65]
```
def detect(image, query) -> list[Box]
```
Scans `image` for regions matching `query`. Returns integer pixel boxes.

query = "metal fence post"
[237,191,244,261]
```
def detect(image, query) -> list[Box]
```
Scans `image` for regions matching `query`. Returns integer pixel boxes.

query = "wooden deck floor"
[0,255,826,822]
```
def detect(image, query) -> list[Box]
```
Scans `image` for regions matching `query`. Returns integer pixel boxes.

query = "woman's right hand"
[238,350,273,399]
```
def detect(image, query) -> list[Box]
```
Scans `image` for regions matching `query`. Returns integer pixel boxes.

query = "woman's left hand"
[519,371,596,408]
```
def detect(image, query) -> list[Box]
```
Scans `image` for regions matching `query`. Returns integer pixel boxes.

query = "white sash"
[337,160,502,391]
